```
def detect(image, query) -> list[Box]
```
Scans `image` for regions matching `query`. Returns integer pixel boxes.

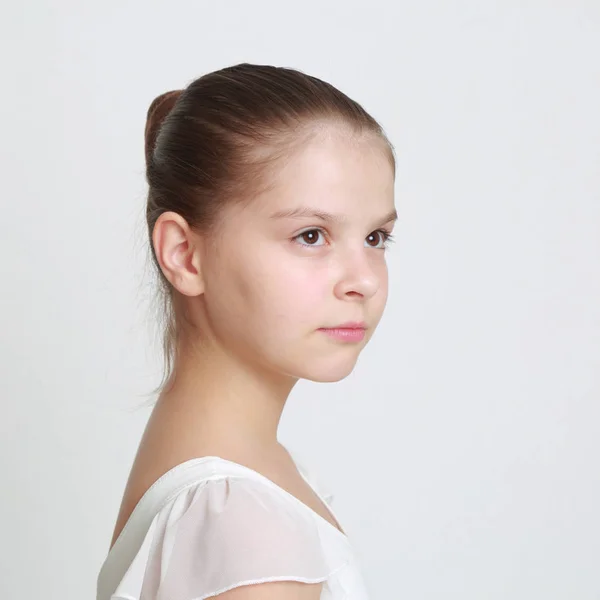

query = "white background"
[1,1,599,598]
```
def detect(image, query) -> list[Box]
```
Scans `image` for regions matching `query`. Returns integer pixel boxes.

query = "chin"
[295,355,361,383]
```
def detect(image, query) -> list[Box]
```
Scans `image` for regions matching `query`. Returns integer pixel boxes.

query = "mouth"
[318,322,367,342]
[323,321,367,330]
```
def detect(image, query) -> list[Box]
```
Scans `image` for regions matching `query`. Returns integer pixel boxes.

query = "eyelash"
[292,228,396,250]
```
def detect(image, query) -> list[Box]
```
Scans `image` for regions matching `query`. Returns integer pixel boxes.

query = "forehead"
[257,128,395,218]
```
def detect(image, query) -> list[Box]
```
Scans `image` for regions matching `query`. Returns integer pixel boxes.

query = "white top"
[96,450,371,600]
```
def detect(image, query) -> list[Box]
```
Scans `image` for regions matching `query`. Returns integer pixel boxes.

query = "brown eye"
[365,229,394,250]
[295,229,326,247]
[365,231,386,248]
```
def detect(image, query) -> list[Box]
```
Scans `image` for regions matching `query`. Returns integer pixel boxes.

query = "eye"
[365,229,395,250]
[293,228,327,247]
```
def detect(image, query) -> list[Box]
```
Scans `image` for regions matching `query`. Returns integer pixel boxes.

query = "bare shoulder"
[212,580,324,599]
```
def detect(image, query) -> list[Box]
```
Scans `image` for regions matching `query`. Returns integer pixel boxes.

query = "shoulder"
[129,474,343,600]
[150,473,325,564]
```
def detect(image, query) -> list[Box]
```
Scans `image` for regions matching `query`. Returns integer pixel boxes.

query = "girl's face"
[199,127,396,382]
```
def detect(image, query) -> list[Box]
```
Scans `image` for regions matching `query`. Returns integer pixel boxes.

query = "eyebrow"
[270,207,398,227]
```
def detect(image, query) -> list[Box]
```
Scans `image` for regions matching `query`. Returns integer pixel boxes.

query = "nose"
[333,248,381,301]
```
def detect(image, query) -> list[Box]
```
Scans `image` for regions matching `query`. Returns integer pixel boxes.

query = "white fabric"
[96,450,370,600]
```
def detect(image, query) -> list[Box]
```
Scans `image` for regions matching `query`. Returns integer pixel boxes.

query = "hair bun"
[144,89,183,165]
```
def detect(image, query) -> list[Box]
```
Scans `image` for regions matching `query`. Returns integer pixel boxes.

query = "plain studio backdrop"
[1,1,598,598]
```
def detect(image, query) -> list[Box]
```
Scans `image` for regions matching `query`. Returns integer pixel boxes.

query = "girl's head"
[144,63,396,396]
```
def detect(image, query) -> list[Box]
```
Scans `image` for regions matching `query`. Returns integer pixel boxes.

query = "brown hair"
[142,62,395,398]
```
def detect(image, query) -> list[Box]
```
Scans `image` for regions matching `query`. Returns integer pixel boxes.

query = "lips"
[318,324,367,342]
[322,321,367,330]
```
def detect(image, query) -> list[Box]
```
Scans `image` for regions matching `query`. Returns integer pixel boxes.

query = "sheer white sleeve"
[111,476,348,600]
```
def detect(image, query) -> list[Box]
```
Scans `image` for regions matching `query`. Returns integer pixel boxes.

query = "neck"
[153,337,299,454]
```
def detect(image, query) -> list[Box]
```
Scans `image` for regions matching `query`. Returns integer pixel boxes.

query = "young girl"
[96,62,397,600]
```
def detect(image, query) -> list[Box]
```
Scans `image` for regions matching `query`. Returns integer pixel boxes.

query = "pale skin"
[110,124,396,598]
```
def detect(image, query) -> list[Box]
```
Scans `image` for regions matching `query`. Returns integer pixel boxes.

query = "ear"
[152,211,205,296]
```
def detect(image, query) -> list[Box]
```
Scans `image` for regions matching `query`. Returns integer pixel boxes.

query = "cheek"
[378,267,390,312]
[379,262,389,295]
[260,262,329,327]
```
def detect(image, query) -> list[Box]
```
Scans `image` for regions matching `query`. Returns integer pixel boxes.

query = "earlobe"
[152,211,205,297]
